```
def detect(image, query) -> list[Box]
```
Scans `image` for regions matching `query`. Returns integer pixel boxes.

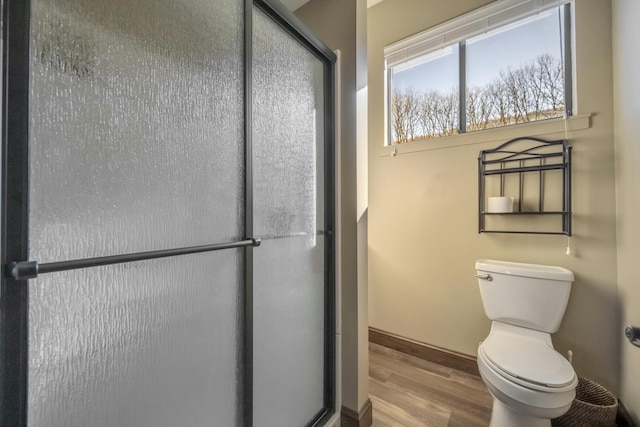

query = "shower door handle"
[7,238,262,280]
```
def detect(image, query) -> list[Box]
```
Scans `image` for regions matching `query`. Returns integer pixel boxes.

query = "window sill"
[376,114,591,157]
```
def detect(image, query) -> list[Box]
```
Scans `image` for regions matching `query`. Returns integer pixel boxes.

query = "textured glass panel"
[28,0,244,262]
[28,250,242,427]
[254,236,325,425]
[252,8,326,426]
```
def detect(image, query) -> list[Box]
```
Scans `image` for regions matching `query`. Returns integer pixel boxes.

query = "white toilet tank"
[476,259,574,333]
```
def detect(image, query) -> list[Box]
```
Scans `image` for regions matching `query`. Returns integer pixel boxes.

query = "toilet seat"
[479,330,576,391]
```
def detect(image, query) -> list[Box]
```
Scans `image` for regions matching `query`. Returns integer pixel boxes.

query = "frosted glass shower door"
[252,6,334,426]
[2,0,335,425]
[24,0,245,425]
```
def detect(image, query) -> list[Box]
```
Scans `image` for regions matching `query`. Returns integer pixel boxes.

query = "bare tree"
[536,53,564,115]
[488,81,512,126]
[391,88,420,143]
[417,90,458,138]
[389,54,565,144]
[467,86,494,131]
[436,90,459,136]
[418,91,438,138]
[500,67,533,123]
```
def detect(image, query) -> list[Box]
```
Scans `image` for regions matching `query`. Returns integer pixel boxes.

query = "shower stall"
[1,0,336,425]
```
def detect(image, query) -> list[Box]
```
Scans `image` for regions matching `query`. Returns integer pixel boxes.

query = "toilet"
[475,259,578,427]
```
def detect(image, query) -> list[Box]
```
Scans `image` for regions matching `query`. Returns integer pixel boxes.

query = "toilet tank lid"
[475,259,574,282]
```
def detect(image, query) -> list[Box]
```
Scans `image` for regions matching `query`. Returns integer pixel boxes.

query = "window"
[385,0,572,145]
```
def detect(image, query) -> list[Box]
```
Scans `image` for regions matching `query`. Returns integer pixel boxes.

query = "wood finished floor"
[369,342,493,427]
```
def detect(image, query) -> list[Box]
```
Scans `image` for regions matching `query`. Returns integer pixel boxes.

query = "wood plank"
[370,342,453,378]
[370,352,492,409]
[382,371,491,420]
[369,339,493,426]
[370,378,451,426]
[370,327,480,376]
[449,369,491,392]
[447,407,492,427]
[371,395,440,427]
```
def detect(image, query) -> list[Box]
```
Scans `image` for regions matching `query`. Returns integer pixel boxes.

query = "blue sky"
[392,7,564,94]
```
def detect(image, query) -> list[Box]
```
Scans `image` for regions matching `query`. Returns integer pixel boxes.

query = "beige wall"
[368,0,621,394]
[296,0,370,413]
[613,0,640,421]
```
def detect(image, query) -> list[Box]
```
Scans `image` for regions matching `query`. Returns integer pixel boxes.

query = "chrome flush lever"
[625,325,640,348]
[475,274,493,281]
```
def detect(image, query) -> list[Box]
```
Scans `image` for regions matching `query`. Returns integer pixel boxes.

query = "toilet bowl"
[475,260,577,427]
[478,323,577,426]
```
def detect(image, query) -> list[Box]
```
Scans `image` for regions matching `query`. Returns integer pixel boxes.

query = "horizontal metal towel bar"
[7,238,261,280]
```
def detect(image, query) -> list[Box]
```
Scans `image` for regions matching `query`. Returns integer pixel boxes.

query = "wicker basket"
[552,377,618,427]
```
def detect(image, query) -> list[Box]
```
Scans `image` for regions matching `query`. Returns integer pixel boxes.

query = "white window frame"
[384,0,574,145]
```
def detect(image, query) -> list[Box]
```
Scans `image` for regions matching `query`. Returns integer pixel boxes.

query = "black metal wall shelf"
[478,137,572,235]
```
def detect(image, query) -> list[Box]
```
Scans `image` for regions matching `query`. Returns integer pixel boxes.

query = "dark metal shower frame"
[478,136,572,235]
[0,0,337,425]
